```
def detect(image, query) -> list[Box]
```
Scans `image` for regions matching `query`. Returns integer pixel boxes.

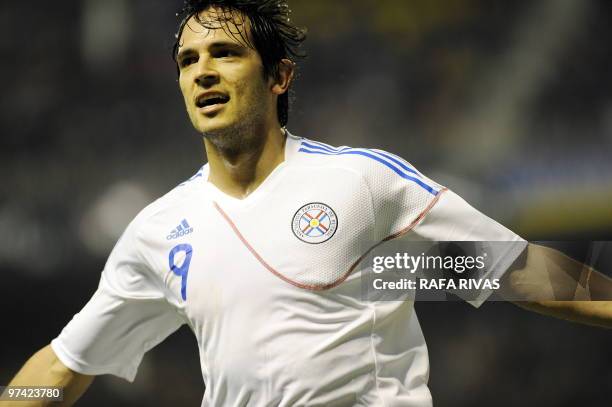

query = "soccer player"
[4,1,612,406]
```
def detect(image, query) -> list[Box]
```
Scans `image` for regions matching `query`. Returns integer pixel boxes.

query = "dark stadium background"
[1,1,612,406]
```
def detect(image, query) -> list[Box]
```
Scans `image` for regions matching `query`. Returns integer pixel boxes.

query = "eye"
[215,49,238,58]
[179,55,198,68]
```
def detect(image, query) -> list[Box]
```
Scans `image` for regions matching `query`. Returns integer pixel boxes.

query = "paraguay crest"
[292,202,338,244]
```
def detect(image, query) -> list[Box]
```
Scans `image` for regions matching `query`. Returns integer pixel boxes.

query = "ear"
[271,59,295,95]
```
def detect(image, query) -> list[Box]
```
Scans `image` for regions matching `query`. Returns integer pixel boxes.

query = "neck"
[205,127,286,199]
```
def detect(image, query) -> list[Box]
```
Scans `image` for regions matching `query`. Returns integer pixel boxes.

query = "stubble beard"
[201,95,267,158]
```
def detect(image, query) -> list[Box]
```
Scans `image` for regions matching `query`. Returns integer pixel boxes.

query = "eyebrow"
[176,41,247,61]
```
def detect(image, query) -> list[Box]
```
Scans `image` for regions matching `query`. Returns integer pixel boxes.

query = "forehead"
[178,7,254,50]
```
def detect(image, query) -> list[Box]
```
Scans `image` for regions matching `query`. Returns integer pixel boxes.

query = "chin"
[194,117,232,134]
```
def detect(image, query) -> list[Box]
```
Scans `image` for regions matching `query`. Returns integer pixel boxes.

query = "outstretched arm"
[1,345,93,407]
[512,300,612,329]
[500,243,612,328]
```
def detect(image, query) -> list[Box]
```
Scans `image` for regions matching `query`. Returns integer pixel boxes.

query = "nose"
[194,58,220,88]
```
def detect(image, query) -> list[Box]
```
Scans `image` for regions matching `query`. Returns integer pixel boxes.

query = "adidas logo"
[166,219,194,240]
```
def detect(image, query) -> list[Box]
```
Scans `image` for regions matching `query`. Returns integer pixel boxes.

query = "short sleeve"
[366,154,526,307]
[411,189,524,242]
[410,189,527,306]
[51,218,184,382]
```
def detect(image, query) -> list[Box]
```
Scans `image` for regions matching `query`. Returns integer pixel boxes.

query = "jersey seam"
[292,162,377,231]
[383,188,449,242]
[354,167,377,234]
[334,164,376,233]
[369,304,387,407]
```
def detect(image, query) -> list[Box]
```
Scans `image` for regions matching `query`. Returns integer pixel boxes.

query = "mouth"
[195,92,230,113]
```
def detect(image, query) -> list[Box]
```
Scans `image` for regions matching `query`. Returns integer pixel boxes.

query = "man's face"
[177,9,275,137]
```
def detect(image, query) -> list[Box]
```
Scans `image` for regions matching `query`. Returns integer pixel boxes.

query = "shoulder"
[290,135,443,197]
[288,134,448,239]
[127,165,208,240]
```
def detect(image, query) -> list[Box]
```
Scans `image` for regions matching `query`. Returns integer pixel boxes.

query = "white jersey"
[52,132,525,406]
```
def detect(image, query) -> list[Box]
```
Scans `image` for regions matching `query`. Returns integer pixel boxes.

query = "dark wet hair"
[173,0,307,127]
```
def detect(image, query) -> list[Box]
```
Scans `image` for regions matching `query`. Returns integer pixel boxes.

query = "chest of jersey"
[149,166,378,397]
[154,165,375,313]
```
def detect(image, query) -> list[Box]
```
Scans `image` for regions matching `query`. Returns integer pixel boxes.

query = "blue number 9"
[168,244,193,301]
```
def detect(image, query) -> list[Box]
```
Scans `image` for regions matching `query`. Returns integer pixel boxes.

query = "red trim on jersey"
[343,188,449,285]
[212,189,448,292]
[382,188,449,242]
[213,201,335,291]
